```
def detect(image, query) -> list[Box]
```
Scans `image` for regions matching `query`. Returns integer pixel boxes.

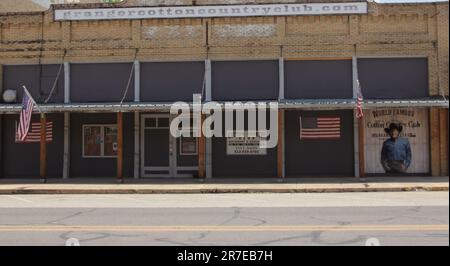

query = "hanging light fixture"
[2,89,17,103]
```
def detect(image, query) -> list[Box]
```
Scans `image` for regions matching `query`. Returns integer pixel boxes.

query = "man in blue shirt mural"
[381,123,412,174]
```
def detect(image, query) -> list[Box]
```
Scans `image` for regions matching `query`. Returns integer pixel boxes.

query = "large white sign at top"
[54,2,368,21]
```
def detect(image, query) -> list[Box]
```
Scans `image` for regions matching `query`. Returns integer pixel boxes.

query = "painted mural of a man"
[381,123,412,174]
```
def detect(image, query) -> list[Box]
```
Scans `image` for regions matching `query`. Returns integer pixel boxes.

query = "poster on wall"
[227,132,267,156]
[364,108,430,174]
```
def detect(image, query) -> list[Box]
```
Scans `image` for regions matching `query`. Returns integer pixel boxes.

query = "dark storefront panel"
[2,65,64,103]
[212,60,279,101]
[211,111,277,177]
[71,63,134,102]
[141,62,204,102]
[285,60,353,99]
[70,113,134,177]
[1,113,64,178]
[285,110,354,176]
[177,140,198,167]
[358,58,429,99]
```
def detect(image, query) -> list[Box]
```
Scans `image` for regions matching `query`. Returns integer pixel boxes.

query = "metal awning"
[0,98,448,114]
[281,98,449,109]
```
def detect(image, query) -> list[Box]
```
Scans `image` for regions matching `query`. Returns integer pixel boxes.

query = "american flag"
[16,122,53,143]
[16,88,36,142]
[356,79,364,119]
[300,116,342,140]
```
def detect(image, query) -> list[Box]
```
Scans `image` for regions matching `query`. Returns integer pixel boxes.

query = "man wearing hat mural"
[381,123,412,174]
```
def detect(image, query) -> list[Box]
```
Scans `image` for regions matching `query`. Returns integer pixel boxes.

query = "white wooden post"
[134,60,140,102]
[64,62,70,104]
[63,112,70,179]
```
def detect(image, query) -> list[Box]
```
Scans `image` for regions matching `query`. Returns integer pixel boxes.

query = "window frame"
[82,124,118,159]
[143,116,170,129]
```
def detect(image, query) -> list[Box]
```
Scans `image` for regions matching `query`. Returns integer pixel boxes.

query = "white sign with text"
[55,3,368,21]
[227,132,267,156]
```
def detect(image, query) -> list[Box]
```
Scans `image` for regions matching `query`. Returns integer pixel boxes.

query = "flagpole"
[23,86,47,183]
[22,86,41,113]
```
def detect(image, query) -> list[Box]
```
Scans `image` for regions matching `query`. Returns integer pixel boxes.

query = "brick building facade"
[0,0,448,179]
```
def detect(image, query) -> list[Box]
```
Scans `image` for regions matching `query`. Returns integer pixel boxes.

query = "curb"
[0,185,448,194]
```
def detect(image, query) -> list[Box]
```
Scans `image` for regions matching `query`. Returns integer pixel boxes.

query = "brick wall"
[0,0,47,13]
[0,1,448,96]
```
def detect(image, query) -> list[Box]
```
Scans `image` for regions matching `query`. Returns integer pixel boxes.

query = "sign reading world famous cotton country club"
[54,2,368,21]
[364,108,430,175]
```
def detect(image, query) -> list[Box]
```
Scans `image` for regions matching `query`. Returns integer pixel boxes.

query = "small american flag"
[300,116,342,140]
[16,122,53,143]
[356,80,364,119]
[16,87,36,142]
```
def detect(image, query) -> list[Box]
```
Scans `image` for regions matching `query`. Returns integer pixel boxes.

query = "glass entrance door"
[141,114,199,178]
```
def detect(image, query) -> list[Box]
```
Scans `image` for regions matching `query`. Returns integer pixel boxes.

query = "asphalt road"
[0,192,448,246]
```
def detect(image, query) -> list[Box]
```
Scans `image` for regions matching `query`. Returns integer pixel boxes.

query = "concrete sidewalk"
[0,176,448,194]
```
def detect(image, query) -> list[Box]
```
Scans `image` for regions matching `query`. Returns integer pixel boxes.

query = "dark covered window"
[140,62,204,102]
[285,60,353,99]
[71,63,134,102]
[212,60,279,101]
[2,64,64,103]
[358,58,429,99]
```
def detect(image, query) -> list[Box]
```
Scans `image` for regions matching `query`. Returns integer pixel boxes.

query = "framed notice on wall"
[180,137,198,156]
[227,132,267,156]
